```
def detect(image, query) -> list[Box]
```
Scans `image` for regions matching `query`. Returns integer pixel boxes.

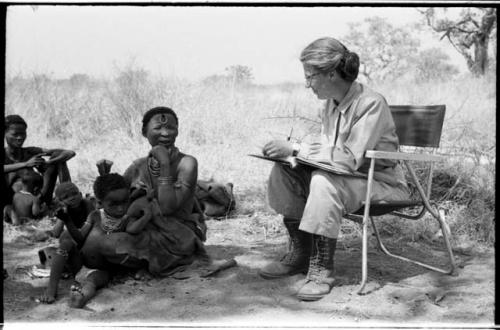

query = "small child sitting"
[3,171,46,225]
[48,182,96,238]
[39,173,152,307]
[37,181,97,275]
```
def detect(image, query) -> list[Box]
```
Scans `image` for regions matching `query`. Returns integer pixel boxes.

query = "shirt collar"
[329,81,362,114]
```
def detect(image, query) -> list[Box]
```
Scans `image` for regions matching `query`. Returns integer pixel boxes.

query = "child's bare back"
[12,191,40,219]
[4,171,45,225]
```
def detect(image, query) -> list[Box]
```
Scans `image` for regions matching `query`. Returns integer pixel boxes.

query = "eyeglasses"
[304,72,322,87]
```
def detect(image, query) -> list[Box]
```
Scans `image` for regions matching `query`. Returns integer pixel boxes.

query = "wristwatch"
[292,142,301,157]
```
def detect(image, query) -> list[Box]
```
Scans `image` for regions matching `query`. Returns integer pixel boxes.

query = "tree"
[224,65,254,86]
[419,7,497,76]
[413,47,460,82]
[344,17,420,82]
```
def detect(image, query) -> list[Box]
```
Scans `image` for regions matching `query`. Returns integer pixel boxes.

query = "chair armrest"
[365,150,445,162]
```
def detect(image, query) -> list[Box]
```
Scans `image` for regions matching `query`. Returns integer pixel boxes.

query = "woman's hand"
[141,202,152,220]
[262,140,294,158]
[149,145,171,165]
[125,197,153,234]
[127,198,152,219]
[24,154,45,168]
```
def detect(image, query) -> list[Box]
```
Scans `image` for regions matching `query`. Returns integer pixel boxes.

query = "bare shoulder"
[179,154,198,169]
[177,154,198,185]
[128,157,148,169]
[124,157,147,181]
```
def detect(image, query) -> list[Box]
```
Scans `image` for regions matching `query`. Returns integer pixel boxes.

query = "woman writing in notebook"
[260,37,410,301]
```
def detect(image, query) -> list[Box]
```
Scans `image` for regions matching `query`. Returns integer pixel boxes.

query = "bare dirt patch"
[3,215,494,326]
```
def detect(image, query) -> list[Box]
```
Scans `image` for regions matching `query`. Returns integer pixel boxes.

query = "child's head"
[93,173,130,218]
[5,115,28,149]
[21,171,43,195]
[55,182,82,208]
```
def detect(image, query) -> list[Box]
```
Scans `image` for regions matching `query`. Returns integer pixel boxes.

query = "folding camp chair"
[344,104,457,295]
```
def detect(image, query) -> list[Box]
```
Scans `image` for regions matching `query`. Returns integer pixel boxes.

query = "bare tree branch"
[262,115,321,124]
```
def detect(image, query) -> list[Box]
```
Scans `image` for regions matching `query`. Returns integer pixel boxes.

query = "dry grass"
[5,69,495,247]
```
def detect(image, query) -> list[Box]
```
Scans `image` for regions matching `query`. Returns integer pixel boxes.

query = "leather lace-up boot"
[297,235,337,301]
[259,218,312,279]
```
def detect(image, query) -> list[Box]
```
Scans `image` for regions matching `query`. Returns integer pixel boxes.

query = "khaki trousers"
[268,164,410,239]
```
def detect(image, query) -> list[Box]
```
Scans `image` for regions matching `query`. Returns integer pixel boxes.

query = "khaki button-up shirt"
[299,81,406,186]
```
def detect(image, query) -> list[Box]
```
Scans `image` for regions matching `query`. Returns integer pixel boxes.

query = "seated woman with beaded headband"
[99,106,208,277]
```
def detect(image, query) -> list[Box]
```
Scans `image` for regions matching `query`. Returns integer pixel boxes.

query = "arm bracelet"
[158,176,176,185]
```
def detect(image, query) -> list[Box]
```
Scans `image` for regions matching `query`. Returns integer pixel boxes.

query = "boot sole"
[258,268,308,279]
[296,293,326,301]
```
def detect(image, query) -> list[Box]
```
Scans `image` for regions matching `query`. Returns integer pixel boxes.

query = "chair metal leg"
[435,208,458,275]
[403,163,457,275]
[357,159,375,295]
[354,158,457,295]
[369,211,457,275]
[357,213,369,294]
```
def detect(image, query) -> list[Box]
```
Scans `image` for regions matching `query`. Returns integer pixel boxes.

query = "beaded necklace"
[100,209,124,235]
[148,157,161,177]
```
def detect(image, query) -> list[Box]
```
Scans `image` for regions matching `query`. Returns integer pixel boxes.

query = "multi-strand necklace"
[148,157,161,177]
[100,209,124,235]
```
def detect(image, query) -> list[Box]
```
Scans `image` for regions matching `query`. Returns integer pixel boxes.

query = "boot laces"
[306,236,332,283]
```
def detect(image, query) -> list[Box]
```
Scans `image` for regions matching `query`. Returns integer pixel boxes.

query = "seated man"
[3,171,46,225]
[4,114,76,208]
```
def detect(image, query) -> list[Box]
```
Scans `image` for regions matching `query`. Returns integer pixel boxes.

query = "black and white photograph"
[2,2,496,328]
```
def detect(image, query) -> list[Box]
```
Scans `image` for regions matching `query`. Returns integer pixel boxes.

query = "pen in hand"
[287,127,294,141]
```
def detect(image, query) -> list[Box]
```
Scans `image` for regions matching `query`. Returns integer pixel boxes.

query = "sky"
[6,5,469,84]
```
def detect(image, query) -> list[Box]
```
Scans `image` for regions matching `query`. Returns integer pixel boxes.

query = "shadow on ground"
[3,217,490,325]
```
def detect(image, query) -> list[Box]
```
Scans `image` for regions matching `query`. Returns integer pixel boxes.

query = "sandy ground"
[3,214,495,328]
